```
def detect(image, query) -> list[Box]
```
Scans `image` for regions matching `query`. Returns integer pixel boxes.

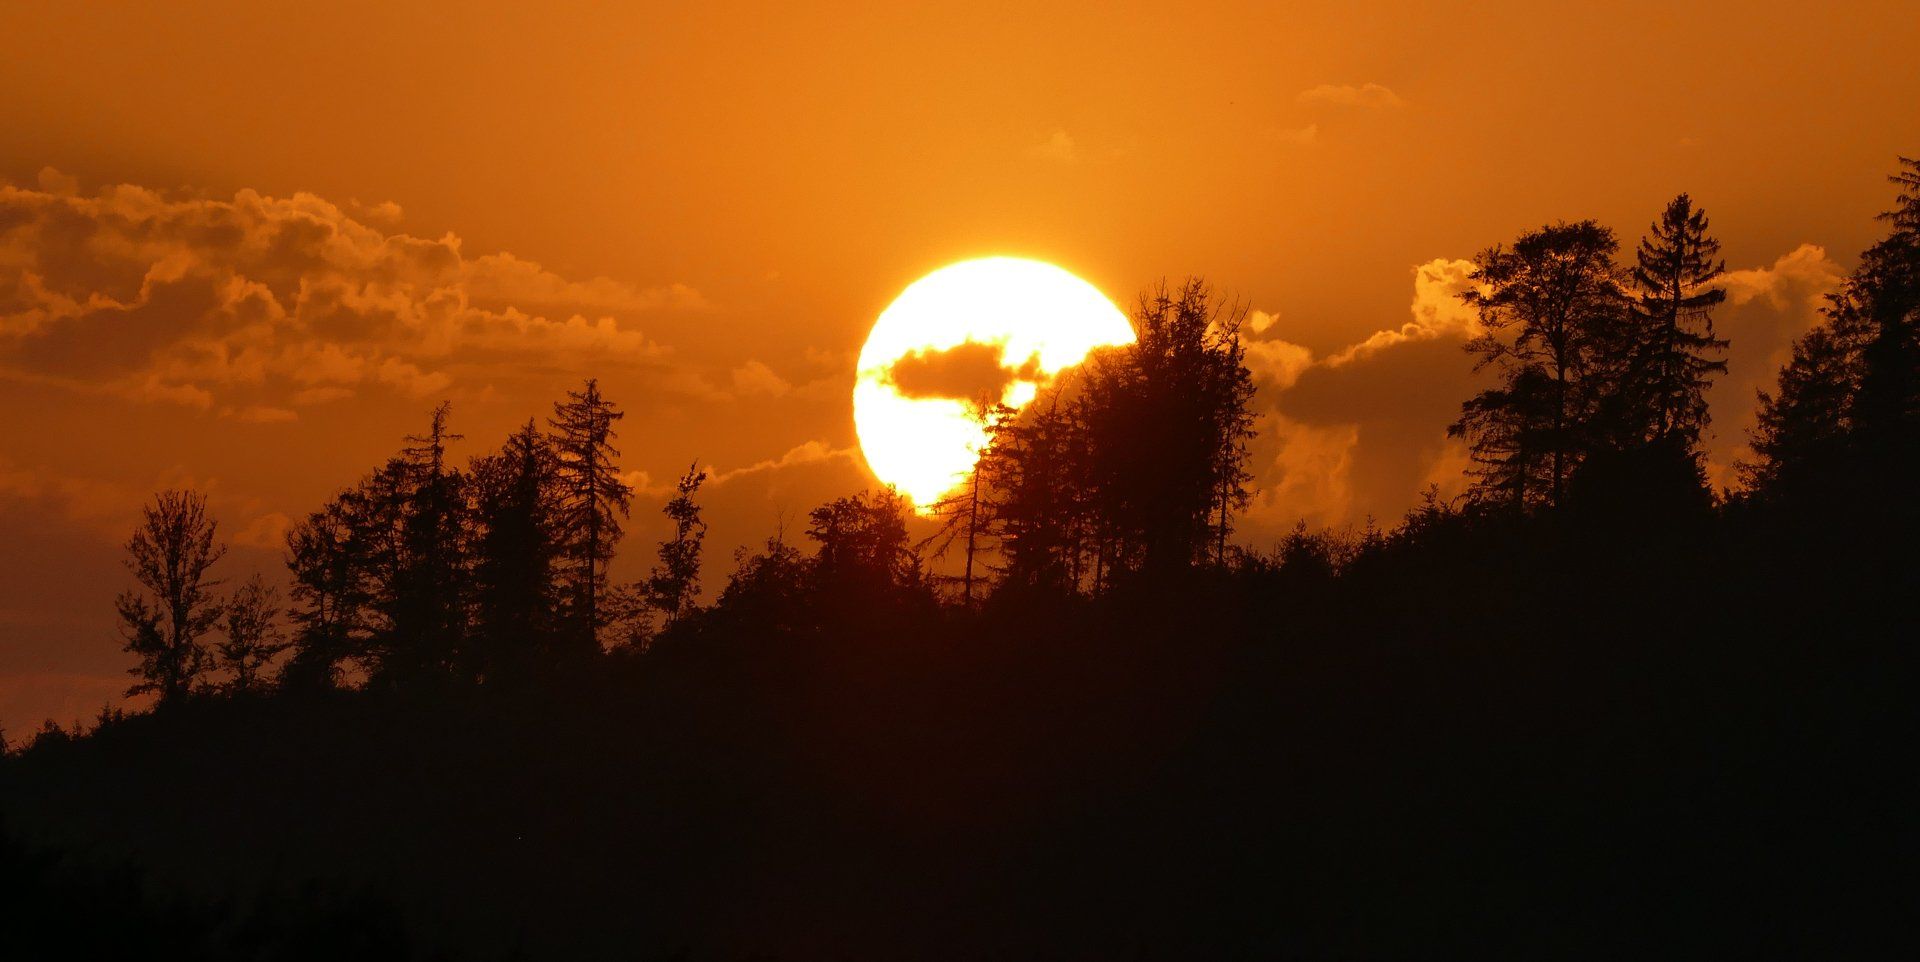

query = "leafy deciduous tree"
[118,490,226,704]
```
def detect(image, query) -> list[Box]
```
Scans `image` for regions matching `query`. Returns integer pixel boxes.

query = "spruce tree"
[383,402,470,683]
[1744,158,1920,499]
[1743,326,1856,494]
[548,379,633,651]
[282,497,370,689]
[1627,194,1730,446]
[470,419,562,677]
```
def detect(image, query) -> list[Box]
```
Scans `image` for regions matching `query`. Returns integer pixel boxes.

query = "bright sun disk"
[854,257,1135,510]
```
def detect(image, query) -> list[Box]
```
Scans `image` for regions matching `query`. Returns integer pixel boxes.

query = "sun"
[854,257,1135,510]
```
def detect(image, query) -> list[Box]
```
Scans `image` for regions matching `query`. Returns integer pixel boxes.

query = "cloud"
[1031,130,1078,164]
[231,510,292,549]
[1267,124,1319,147]
[1706,243,1846,484]
[1418,440,1473,503]
[35,166,78,196]
[1235,258,1487,534]
[1243,335,1316,391]
[1295,83,1405,109]
[0,457,221,539]
[1324,258,1482,366]
[709,440,857,486]
[291,385,353,406]
[1722,244,1844,312]
[1244,415,1361,530]
[885,341,1040,401]
[729,359,792,398]
[0,459,139,530]
[0,173,704,415]
[220,404,298,423]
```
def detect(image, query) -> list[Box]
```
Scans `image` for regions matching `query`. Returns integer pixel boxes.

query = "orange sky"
[2,0,1917,734]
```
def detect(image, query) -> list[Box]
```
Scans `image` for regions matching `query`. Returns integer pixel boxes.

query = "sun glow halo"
[854,257,1134,510]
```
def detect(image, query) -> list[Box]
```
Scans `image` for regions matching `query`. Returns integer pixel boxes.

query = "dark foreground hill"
[3,504,1915,961]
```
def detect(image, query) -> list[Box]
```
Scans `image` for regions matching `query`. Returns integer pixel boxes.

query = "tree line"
[79,157,1920,715]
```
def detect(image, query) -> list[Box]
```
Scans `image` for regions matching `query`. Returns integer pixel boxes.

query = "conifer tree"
[1745,158,1920,497]
[1627,194,1730,446]
[470,420,561,676]
[283,496,371,689]
[1844,157,1920,451]
[381,402,470,682]
[979,392,1084,592]
[1449,366,1558,508]
[548,379,633,651]
[117,490,226,705]
[1743,327,1856,493]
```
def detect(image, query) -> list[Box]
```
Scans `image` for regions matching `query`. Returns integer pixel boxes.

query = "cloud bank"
[0,170,708,419]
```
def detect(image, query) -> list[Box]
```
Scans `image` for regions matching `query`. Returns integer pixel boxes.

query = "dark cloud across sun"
[884,341,1043,402]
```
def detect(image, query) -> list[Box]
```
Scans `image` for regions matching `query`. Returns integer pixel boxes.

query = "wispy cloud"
[1031,130,1078,164]
[1295,82,1405,109]
[1266,124,1320,147]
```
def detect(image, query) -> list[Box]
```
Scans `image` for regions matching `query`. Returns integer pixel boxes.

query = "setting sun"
[853,257,1135,508]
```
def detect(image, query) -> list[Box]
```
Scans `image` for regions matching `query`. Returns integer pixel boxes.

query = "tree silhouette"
[117,490,227,705]
[1084,279,1257,573]
[1624,194,1729,447]
[469,419,562,678]
[645,462,708,631]
[1451,222,1629,508]
[1745,158,1920,501]
[282,498,370,690]
[806,488,924,599]
[1841,158,1920,465]
[712,530,811,631]
[215,573,288,694]
[377,402,470,684]
[549,379,633,652]
[926,397,1003,605]
[978,393,1085,592]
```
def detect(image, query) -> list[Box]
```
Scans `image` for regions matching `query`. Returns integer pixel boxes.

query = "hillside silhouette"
[2,165,1917,960]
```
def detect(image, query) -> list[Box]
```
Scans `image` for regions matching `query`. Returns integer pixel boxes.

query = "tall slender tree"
[1626,194,1730,447]
[380,402,470,683]
[117,490,226,705]
[469,419,561,677]
[549,379,633,651]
